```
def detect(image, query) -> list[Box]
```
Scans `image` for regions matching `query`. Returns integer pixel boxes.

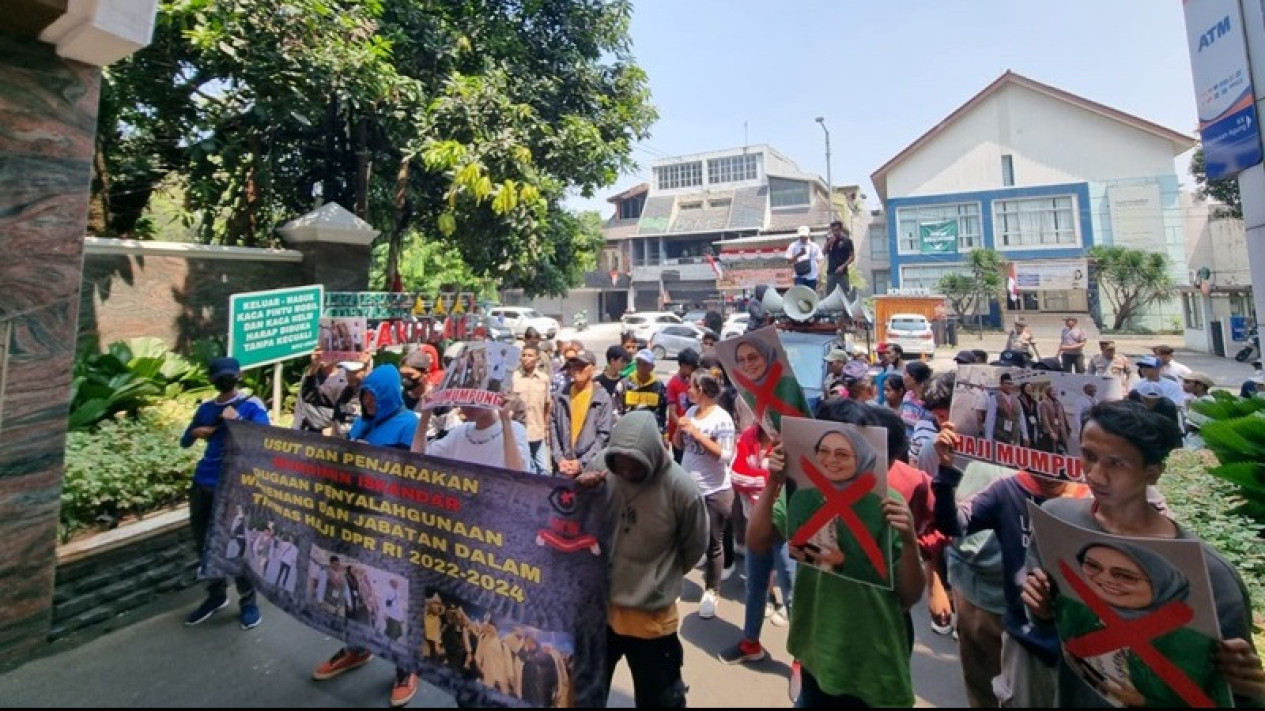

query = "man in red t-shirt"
[665,347,700,463]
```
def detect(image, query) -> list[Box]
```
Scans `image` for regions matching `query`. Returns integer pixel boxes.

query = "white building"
[1181,194,1254,355]
[869,71,1197,331]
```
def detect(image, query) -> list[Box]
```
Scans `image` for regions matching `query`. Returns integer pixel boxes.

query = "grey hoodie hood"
[598,411,708,612]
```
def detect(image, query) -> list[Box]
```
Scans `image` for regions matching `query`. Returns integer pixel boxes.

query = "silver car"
[649,323,713,360]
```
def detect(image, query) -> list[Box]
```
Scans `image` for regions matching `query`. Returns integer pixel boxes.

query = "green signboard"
[323,291,416,319]
[919,220,959,254]
[229,285,324,369]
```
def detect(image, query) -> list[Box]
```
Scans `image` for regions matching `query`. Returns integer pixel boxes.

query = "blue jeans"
[793,276,818,290]
[743,538,795,641]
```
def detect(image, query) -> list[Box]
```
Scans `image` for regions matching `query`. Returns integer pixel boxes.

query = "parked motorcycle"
[573,310,589,332]
[1235,325,1259,363]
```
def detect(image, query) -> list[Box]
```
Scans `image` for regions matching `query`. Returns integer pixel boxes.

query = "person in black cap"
[181,357,271,630]
[550,348,614,477]
[952,350,977,366]
[990,349,1030,369]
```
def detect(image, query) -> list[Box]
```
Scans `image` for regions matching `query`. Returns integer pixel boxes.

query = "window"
[655,162,703,190]
[1183,293,1204,329]
[994,196,1078,249]
[770,178,810,208]
[870,229,888,260]
[619,193,645,220]
[1001,155,1014,187]
[708,198,732,209]
[707,154,759,184]
[896,203,981,254]
[679,201,703,210]
[900,264,963,292]
[872,269,890,295]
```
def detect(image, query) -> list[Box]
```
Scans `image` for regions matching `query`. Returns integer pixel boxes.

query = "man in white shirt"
[785,225,824,291]
[413,398,531,474]
[1130,356,1185,406]
[1152,344,1191,383]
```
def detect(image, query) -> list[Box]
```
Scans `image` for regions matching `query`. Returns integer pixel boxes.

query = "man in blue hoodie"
[310,364,422,708]
[181,357,271,630]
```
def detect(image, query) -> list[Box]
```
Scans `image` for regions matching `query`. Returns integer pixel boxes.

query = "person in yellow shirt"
[549,349,614,477]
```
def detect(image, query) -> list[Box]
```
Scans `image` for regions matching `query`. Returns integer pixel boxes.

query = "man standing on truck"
[823,220,855,297]
[785,225,824,291]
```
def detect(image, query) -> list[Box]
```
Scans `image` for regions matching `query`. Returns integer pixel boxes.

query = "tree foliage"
[937,249,1005,337]
[92,0,655,296]
[1190,145,1243,218]
[1087,245,1174,331]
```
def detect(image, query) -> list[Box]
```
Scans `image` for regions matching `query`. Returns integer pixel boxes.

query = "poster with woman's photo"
[1029,502,1231,708]
[714,325,813,437]
[948,365,1120,481]
[318,316,370,363]
[424,341,520,410]
[780,418,893,590]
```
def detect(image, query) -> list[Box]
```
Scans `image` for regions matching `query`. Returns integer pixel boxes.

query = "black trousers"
[1061,353,1085,373]
[189,484,255,604]
[797,666,869,708]
[605,627,688,707]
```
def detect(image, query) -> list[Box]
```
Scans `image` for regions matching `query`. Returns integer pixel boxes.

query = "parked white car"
[620,311,682,343]
[649,323,712,360]
[489,306,559,339]
[721,313,749,340]
[885,313,936,356]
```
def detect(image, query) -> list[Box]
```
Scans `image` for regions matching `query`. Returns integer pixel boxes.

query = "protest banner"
[424,341,521,411]
[713,325,812,437]
[206,422,610,708]
[318,316,371,364]
[947,365,1121,481]
[781,419,893,589]
[1029,502,1231,708]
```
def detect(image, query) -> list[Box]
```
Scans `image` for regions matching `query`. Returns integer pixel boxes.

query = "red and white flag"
[706,254,724,280]
[1007,262,1018,303]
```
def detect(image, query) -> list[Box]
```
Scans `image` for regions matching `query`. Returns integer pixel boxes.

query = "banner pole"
[272,362,283,422]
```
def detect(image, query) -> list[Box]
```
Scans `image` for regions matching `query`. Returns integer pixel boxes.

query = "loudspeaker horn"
[760,285,784,314]
[783,285,819,322]
[817,286,849,314]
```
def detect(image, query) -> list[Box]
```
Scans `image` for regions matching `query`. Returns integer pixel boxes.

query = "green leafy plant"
[70,337,206,430]
[60,400,201,540]
[1191,393,1265,526]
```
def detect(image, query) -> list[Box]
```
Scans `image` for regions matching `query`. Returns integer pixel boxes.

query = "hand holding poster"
[206,422,609,708]
[319,316,372,364]
[425,341,521,410]
[780,418,893,589]
[1028,502,1232,708]
[714,326,812,437]
[948,365,1120,481]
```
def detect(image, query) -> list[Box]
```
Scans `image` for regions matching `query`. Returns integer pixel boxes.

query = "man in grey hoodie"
[582,411,708,707]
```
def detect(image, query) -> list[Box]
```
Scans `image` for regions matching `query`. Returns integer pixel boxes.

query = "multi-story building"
[869,71,1197,331]
[1181,193,1254,356]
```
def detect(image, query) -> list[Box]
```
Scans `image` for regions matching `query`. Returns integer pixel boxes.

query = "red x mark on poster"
[731,361,805,425]
[1057,558,1213,708]
[789,458,888,583]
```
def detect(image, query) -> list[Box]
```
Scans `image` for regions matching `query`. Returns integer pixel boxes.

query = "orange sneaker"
[390,671,419,707]
[312,648,373,681]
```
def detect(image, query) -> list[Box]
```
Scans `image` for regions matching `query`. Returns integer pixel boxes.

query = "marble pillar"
[0,36,100,667]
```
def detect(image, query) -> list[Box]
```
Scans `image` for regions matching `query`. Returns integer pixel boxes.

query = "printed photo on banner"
[422,589,575,708]
[1028,502,1232,708]
[319,316,371,362]
[205,423,611,708]
[948,365,1120,481]
[780,418,893,589]
[425,341,520,410]
[713,325,812,436]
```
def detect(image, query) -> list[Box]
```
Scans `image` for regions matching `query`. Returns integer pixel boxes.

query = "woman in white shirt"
[673,371,736,620]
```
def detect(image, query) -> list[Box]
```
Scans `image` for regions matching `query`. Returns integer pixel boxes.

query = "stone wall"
[48,511,198,644]
[79,239,305,353]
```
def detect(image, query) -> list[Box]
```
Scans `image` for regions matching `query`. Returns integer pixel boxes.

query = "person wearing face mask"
[181,357,271,630]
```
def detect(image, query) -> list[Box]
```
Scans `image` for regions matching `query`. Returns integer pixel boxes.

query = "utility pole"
[816,116,834,222]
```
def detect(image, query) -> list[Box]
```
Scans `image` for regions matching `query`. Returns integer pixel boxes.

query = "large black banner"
[206,421,611,707]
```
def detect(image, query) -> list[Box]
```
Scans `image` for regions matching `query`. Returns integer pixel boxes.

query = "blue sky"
[566,0,1200,215]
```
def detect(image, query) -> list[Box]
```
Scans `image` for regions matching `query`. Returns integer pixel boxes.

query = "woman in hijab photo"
[1055,541,1230,708]
[787,427,893,587]
[731,335,810,434]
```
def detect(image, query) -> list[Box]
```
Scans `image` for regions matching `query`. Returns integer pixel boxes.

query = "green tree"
[936,249,1005,338]
[93,0,655,297]
[1087,246,1174,331]
[1190,145,1243,218]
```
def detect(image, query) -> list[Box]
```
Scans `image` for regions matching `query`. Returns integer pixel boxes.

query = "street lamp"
[815,116,834,222]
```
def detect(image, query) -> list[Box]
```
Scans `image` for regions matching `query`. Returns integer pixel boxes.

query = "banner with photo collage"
[206,422,611,708]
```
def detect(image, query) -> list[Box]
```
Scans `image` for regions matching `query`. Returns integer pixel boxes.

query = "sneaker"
[184,594,228,626]
[788,660,802,703]
[698,590,718,619]
[721,564,735,582]
[390,671,419,707]
[930,611,953,636]
[769,606,789,627]
[718,639,767,665]
[239,602,262,630]
[312,648,374,681]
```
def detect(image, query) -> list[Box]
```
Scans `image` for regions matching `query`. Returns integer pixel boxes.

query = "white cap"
[796,225,811,238]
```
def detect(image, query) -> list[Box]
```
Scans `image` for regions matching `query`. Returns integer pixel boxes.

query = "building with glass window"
[591,145,834,319]
[869,71,1197,331]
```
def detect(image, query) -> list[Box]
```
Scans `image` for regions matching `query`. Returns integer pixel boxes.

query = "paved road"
[0,560,968,708]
